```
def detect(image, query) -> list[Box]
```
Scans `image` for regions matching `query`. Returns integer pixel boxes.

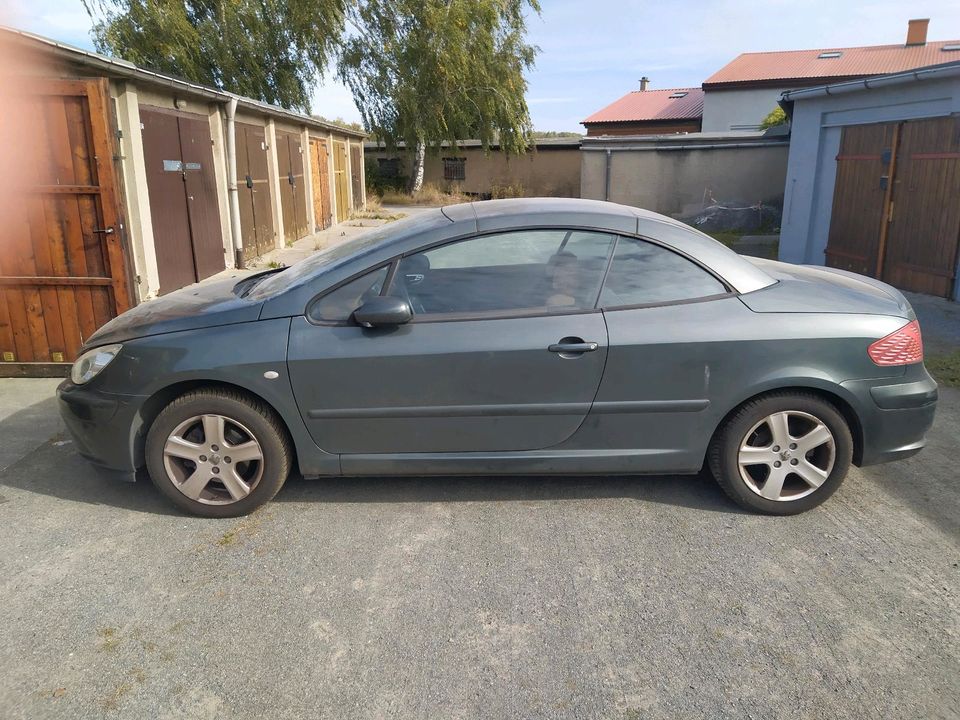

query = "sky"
[5,0,960,132]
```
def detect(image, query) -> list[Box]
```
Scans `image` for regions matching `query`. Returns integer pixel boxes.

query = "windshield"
[247,209,449,300]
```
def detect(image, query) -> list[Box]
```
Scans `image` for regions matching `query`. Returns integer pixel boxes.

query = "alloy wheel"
[737,410,836,502]
[162,414,264,505]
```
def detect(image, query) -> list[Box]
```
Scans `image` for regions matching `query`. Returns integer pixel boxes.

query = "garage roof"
[0,26,367,139]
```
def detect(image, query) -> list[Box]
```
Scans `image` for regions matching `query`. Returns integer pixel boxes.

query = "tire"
[708,392,853,515]
[145,387,293,518]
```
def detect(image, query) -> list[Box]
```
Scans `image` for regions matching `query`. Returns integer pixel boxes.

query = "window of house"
[388,230,616,318]
[308,266,389,323]
[377,158,400,178]
[443,157,466,181]
[599,237,727,307]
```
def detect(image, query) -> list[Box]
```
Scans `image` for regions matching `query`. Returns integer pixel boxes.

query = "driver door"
[287,229,616,454]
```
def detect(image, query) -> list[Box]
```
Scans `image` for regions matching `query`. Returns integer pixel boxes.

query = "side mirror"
[353,296,412,328]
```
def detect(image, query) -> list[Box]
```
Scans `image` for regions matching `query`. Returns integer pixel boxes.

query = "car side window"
[308,266,389,323]
[387,230,616,318]
[599,237,727,307]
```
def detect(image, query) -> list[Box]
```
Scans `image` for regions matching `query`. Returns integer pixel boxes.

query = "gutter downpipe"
[604,149,612,201]
[225,96,244,269]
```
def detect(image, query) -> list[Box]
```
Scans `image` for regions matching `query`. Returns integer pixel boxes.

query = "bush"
[759,107,788,130]
[365,158,406,195]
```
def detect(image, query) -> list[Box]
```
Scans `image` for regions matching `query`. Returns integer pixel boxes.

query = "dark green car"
[58,199,937,517]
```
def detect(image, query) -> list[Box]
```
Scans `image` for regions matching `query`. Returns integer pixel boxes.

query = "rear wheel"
[709,392,853,515]
[145,388,292,518]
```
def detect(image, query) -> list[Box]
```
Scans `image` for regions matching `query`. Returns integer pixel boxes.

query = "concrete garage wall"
[778,64,960,301]
[367,141,581,198]
[701,87,791,131]
[580,134,789,218]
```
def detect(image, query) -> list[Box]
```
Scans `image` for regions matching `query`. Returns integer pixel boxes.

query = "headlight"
[70,344,122,385]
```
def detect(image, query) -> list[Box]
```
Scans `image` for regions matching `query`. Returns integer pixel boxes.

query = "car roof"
[259,198,775,319]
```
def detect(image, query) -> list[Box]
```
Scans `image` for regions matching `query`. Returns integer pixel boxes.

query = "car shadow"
[274,470,744,514]
[0,394,744,515]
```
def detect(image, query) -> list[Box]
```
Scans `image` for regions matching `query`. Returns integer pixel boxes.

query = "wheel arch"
[707,383,865,467]
[133,379,301,473]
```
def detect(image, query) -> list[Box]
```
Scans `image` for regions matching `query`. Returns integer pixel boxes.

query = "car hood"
[83,275,263,348]
[740,259,912,318]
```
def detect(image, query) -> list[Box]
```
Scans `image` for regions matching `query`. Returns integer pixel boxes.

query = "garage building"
[778,61,960,300]
[0,27,366,375]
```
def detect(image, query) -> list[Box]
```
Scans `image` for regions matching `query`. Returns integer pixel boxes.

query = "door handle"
[92,226,114,235]
[548,338,599,356]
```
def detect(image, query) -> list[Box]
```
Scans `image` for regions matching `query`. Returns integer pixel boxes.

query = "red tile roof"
[583,88,704,124]
[705,40,960,86]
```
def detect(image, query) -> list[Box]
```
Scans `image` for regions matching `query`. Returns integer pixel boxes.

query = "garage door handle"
[548,341,598,354]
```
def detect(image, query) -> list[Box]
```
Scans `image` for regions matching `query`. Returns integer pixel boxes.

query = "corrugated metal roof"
[705,40,960,86]
[582,88,704,124]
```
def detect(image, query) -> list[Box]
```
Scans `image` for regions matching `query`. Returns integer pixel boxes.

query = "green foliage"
[337,0,540,157]
[760,106,788,130]
[531,131,582,138]
[365,157,407,195]
[926,350,960,388]
[83,0,345,111]
[314,115,365,132]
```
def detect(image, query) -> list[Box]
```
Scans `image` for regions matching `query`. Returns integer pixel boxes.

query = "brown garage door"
[883,116,960,298]
[0,77,132,374]
[350,143,364,211]
[140,106,225,294]
[277,131,308,245]
[237,122,276,261]
[310,138,332,231]
[826,115,960,298]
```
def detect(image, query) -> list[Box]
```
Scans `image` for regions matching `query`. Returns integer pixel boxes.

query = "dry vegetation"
[378,183,470,206]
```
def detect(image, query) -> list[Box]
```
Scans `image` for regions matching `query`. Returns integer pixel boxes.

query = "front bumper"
[842,365,938,467]
[57,380,148,481]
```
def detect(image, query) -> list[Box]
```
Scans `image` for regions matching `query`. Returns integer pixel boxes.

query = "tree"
[759,106,788,130]
[337,0,539,192]
[83,0,345,111]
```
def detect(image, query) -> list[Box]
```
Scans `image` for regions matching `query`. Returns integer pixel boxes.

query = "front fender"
[94,318,339,476]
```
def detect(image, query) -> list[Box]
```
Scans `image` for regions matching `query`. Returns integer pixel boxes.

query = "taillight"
[868,320,923,366]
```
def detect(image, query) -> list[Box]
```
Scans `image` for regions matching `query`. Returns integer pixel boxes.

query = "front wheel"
[708,392,853,515]
[145,388,292,518]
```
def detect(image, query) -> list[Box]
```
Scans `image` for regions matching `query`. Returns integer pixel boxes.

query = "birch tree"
[337,0,539,192]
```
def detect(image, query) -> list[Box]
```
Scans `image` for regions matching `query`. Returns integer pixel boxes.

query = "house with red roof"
[581,78,704,136]
[702,19,960,131]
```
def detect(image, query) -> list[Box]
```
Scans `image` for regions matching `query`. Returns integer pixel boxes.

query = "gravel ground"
[0,383,957,720]
[0,290,957,720]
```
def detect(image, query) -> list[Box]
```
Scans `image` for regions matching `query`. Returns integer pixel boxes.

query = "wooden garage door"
[825,122,895,277]
[310,138,332,231]
[883,116,960,298]
[350,143,364,211]
[333,140,349,223]
[140,106,224,294]
[237,122,275,261]
[277,131,308,245]
[826,115,960,298]
[0,78,132,374]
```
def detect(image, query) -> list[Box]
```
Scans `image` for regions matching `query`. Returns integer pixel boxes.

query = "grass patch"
[926,349,960,388]
[350,209,406,221]
[379,183,470,206]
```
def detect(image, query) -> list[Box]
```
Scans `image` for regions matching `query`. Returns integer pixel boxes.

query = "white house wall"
[702,87,790,132]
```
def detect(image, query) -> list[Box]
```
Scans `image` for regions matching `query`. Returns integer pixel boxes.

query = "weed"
[926,349,960,388]
[379,182,469,206]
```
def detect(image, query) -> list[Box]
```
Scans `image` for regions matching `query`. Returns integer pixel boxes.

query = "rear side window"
[599,237,727,307]
[308,266,389,323]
